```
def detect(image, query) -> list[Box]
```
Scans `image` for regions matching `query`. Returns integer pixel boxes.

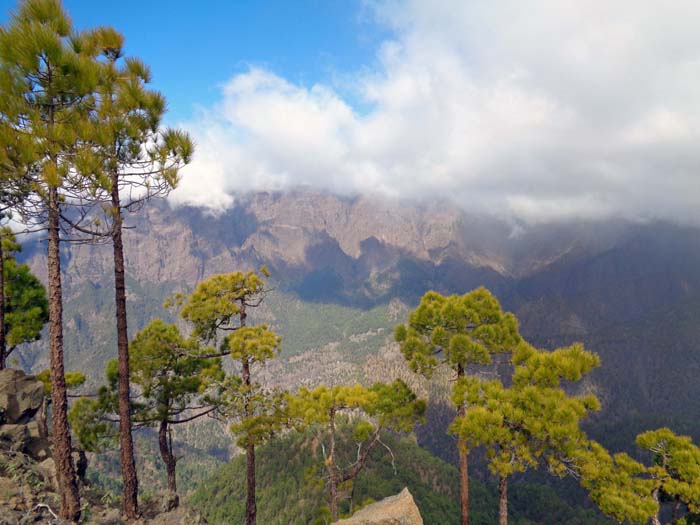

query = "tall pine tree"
[61,26,193,518]
[0,1,104,518]
[395,287,521,525]
[178,267,281,525]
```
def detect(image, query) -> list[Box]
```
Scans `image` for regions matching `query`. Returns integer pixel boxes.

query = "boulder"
[333,488,423,525]
[0,424,29,450]
[0,369,44,425]
[0,369,50,462]
[37,458,58,491]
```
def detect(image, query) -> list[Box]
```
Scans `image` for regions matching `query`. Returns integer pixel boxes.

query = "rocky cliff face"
[333,488,423,525]
[0,368,210,525]
[15,190,700,443]
[0,368,50,462]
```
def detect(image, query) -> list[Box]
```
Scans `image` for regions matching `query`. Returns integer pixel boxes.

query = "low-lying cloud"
[170,0,700,224]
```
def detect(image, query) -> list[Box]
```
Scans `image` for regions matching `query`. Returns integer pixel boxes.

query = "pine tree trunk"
[329,408,339,522]
[39,397,49,437]
[0,233,6,370]
[246,443,256,525]
[158,420,178,509]
[499,477,508,525]
[330,475,339,522]
[240,304,256,525]
[47,186,81,522]
[650,486,661,525]
[457,364,469,525]
[111,174,139,519]
[458,439,469,525]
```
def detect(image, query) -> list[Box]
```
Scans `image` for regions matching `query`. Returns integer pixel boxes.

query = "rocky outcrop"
[333,488,423,525]
[0,368,50,461]
[0,368,44,424]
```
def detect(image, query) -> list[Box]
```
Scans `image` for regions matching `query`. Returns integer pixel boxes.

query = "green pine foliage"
[636,428,700,523]
[1,230,48,363]
[287,380,426,520]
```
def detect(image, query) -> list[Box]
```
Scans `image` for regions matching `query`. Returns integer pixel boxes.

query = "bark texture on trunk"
[330,475,339,522]
[329,408,338,522]
[0,233,6,370]
[456,364,469,525]
[458,439,469,525]
[47,188,81,522]
[499,477,508,525]
[246,443,257,525]
[239,303,257,525]
[111,177,139,520]
[158,420,179,509]
[39,397,49,437]
[650,486,661,525]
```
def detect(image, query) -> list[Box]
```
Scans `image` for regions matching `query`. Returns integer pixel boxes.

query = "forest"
[0,1,699,525]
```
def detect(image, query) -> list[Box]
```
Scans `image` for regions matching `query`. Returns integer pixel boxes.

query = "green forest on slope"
[190,430,608,525]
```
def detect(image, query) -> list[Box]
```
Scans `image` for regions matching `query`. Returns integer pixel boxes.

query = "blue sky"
[0,0,390,123]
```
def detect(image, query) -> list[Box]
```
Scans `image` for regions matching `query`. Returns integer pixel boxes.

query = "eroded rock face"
[0,369,48,461]
[333,488,424,525]
[0,368,44,425]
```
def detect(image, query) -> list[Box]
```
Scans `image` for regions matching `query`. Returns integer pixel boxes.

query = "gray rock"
[37,458,58,491]
[0,424,29,450]
[0,369,44,425]
[333,488,423,525]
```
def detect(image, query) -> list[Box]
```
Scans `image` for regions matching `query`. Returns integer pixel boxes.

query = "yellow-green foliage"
[512,342,601,388]
[69,320,223,453]
[179,267,269,342]
[128,319,223,424]
[0,0,104,191]
[636,427,700,515]
[35,369,86,395]
[178,267,284,450]
[287,378,425,508]
[289,381,425,433]
[450,343,601,481]
[225,325,281,364]
[395,287,521,378]
[573,441,657,524]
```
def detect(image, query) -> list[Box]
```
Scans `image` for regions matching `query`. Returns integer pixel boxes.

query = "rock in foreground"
[333,488,423,525]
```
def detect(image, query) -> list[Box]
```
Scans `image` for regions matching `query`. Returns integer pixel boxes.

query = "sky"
[1,0,700,224]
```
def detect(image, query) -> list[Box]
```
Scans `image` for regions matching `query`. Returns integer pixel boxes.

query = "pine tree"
[451,342,601,525]
[129,320,222,508]
[636,428,700,524]
[0,2,104,518]
[395,287,521,525]
[178,267,280,525]
[35,369,86,438]
[0,228,48,369]
[571,440,657,524]
[58,26,194,518]
[71,320,223,508]
[288,380,425,521]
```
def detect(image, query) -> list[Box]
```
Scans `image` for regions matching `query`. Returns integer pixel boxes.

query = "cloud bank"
[171,0,700,224]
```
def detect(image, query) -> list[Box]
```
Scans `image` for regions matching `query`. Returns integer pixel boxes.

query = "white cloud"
[170,0,700,223]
